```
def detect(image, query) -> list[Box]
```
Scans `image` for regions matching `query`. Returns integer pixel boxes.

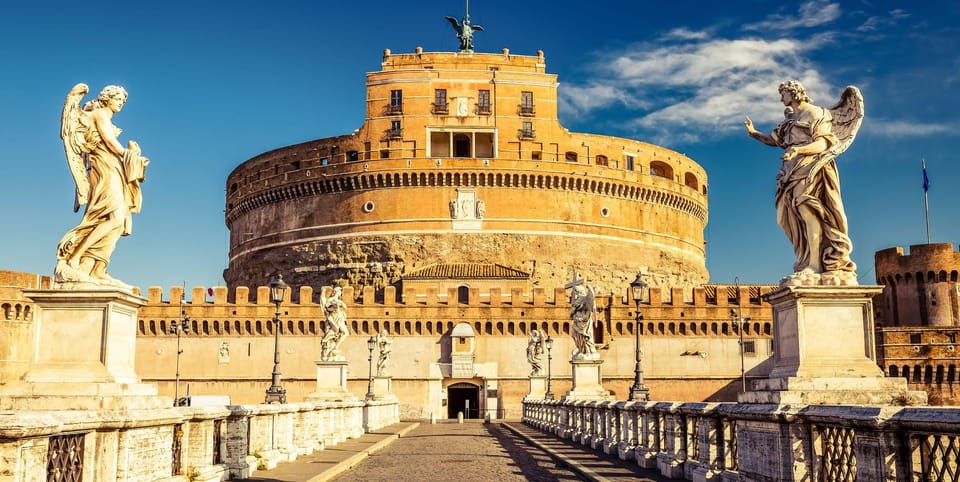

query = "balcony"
[519,105,535,116]
[385,128,403,140]
[386,104,403,115]
[476,103,492,115]
[432,103,449,115]
[518,129,536,140]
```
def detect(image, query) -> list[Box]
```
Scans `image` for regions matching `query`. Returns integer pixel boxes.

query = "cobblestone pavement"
[333,421,583,482]
[333,421,670,482]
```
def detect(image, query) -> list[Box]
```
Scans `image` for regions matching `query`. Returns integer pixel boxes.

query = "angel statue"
[376,329,392,377]
[526,328,544,376]
[55,84,149,290]
[569,284,600,360]
[319,286,350,361]
[744,81,864,287]
[445,14,483,52]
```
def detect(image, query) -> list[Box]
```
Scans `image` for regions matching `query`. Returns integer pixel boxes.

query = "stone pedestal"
[369,376,395,400]
[525,376,547,400]
[562,359,612,401]
[740,285,926,405]
[0,289,168,410]
[305,360,357,402]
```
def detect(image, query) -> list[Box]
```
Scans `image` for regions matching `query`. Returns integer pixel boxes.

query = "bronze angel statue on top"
[55,83,150,290]
[744,81,864,287]
[445,14,483,52]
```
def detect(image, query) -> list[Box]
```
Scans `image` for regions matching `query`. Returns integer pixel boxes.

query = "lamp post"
[366,336,376,400]
[264,274,289,404]
[544,335,554,400]
[731,277,748,393]
[170,308,190,407]
[629,274,651,401]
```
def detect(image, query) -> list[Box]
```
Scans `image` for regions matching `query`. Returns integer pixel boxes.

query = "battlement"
[143,283,777,308]
[380,47,547,72]
[875,243,960,284]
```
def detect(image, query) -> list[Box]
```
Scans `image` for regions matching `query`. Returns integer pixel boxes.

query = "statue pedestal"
[368,376,395,400]
[740,285,926,405]
[0,289,168,410]
[525,376,547,400]
[562,359,612,401]
[305,360,357,402]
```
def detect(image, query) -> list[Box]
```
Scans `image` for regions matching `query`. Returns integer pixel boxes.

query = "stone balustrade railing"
[0,399,399,481]
[522,398,960,481]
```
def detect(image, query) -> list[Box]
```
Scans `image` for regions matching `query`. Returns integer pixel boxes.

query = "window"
[364,141,371,160]
[650,160,674,179]
[519,121,534,139]
[565,151,578,162]
[389,89,402,114]
[520,91,534,115]
[433,89,448,114]
[477,90,491,115]
[347,151,359,162]
[910,333,922,344]
[388,120,402,139]
[380,149,390,159]
[595,155,608,166]
[531,151,541,160]
[626,155,635,171]
[742,340,757,356]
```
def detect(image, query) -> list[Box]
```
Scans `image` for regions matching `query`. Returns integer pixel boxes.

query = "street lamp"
[730,277,749,393]
[170,307,190,407]
[366,336,376,400]
[264,274,289,404]
[629,274,651,401]
[544,335,554,400]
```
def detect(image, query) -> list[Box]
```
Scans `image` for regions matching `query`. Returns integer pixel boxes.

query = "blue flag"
[923,165,930,192]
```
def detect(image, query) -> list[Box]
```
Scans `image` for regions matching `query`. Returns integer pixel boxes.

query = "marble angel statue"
[376,329,392,377]
[526,328,545,376]
[55,83,149,290]
[319,286,350,361]
[744,81,864,287]
[570,284,600,360]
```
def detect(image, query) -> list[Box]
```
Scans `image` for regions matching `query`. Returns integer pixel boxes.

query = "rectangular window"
[626,155,635,171]
[531,151,541,160]
[910,333,922,344]
[389,89,402,114]
[380,149,390,159]
[520,121,534,139]
[364,141,371,160]
[388,120,402,139]
[742,340,757,356]
[478,90,491,115]
[434,89,448,114]
[520,91,534,115]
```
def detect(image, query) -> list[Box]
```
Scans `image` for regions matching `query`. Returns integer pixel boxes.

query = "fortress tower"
[875,243,960,327]
[223,48,709,297]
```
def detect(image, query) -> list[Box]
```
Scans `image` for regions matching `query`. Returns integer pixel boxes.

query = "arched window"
[458,286,470,304]
[684,172,699,189]
[565,151,578,163]
[650,161,674,180]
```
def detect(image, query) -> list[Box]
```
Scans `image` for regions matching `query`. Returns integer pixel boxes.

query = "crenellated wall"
[875,243,960,327]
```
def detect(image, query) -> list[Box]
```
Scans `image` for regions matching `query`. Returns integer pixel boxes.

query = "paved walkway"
[246,420,671,482]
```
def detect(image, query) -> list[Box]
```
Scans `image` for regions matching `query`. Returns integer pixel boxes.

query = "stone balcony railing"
[0,399,399,481]
[522,398,960,482]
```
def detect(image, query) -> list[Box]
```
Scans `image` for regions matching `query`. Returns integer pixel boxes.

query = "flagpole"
[923,159,931,244]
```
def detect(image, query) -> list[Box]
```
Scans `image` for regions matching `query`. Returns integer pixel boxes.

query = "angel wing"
[445,16,461,32]
[61,83,90,212]
[584,285,597,324]
[827,86,864,157]
[471,24,484,32]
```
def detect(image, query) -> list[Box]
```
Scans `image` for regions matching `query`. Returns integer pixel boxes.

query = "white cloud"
[558,35,836,144]
[866,119,952,137]
[743,1,841,32]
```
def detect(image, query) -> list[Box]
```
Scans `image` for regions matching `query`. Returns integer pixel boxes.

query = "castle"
[3,46,954,420]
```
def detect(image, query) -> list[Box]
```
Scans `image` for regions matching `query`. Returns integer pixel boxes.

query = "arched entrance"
[447,382,480,419]
[453,134,471,157]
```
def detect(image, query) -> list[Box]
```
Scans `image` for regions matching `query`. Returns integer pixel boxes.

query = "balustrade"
[522,399,960,481]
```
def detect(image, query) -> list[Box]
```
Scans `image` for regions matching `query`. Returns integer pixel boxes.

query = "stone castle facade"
[875,243,960,404]
[223,48,709,296]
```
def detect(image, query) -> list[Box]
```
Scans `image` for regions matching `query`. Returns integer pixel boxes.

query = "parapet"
[142,283,776,308]
[875,244,960,284]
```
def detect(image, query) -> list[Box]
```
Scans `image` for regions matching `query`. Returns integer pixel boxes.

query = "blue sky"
[1,0,958,292]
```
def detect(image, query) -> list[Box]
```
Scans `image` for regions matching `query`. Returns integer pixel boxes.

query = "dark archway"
[447,382,480,419]
[453,134,471,157]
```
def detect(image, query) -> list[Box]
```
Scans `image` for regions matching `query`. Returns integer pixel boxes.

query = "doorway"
[453,134,471,157]
[447,382,480,419]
